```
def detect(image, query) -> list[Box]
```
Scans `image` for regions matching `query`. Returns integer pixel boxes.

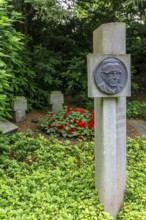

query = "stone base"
[14,110,26,123]
[52,104,63,113]
[0,119,18,135]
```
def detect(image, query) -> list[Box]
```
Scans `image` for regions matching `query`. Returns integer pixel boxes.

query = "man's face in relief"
[101,62,122,88]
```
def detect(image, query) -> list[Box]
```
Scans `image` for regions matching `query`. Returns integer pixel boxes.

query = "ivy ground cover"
[0,133,146,219]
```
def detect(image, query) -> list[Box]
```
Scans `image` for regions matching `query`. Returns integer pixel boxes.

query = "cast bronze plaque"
[94,57,128,94]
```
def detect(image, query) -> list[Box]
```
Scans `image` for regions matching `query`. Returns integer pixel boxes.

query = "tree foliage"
[0,0,25,119]
[1,0,146,116]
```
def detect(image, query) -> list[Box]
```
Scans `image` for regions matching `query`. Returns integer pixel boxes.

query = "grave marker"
[87,23,131,219]
[12,96,27,122]
[48,91,64,113]
[0,119,18,135]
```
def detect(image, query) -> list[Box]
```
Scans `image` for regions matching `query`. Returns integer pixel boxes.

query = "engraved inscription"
[94,58,128,94]
[116,107,126,136]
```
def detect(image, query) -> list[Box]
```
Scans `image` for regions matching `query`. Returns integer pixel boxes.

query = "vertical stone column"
[92,23,129,219]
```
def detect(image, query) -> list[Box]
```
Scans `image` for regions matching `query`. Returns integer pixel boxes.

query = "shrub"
[0,0,38,117]
[40,106,94,140]
[127,101,146,119]
[118,137,146,219]
[0,133,112,220]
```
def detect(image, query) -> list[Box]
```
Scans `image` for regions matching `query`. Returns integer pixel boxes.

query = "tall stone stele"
[87,23,131,219]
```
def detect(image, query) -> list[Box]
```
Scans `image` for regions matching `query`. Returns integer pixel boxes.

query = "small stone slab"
[48,91,64,113]
[11,96,27,122]
[0,119,18,135]
[128,119,146,136]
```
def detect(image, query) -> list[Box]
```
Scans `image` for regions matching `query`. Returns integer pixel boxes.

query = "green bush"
[0,0,16,119]
[118,137,146,219]
[127,101,146,119]
[0,132,145,219]
[61,53,88,96]
[0,0,38,116]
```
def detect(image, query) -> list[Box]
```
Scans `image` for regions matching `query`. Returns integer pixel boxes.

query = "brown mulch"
[15,107,49,133]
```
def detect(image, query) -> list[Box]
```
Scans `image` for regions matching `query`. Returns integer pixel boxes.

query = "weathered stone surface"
[14,110,26,123]
[88,22,130,220]
[0,119,18,135]
[48,91,64,104]
[12,96,27,111]
[48,91,64,113]
[93,22,126,55]
[12,96,27,122]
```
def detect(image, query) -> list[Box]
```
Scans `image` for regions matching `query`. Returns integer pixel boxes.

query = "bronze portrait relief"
[94,58,128,94]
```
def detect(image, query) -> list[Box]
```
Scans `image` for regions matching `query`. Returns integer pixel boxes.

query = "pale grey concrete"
[12,96,27,122]
[93,23,126,55]
[48,91,64,113]
[88,22,130,219]
[0,119,18,135]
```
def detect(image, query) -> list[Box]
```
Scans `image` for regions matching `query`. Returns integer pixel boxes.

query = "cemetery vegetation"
[40,103,146,139]
[40,106,94,141]
[127,101,146,119]
[1,0,146,119]
[0,132,145,219]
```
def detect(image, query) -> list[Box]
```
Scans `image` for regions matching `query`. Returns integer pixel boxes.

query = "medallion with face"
[94,58,128,94]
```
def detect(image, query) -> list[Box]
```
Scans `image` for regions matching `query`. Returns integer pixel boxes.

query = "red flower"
[56,128,61,132]
[90,110,94,114]
[79,109,84,114]
[77,121,86,128]
[67,106,71,113]
[88,123,94,129]
[52,118,56,122]
[88,120,94,129]
[68,128,74,134]
[73,109,78,112]
[48,124,52,129]
[89,120,94,124]
[58,124,64,129]
[56,124,64,132]
[64,112,68,118]
[73,109,84,114]
[50,113,54,117]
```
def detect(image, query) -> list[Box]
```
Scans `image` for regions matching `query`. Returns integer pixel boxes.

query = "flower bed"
[40,106,94,140]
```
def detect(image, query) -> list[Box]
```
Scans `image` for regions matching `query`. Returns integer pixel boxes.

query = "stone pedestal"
[12,96,27,122]
[87,23,131,219]
[48,91,64,113]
